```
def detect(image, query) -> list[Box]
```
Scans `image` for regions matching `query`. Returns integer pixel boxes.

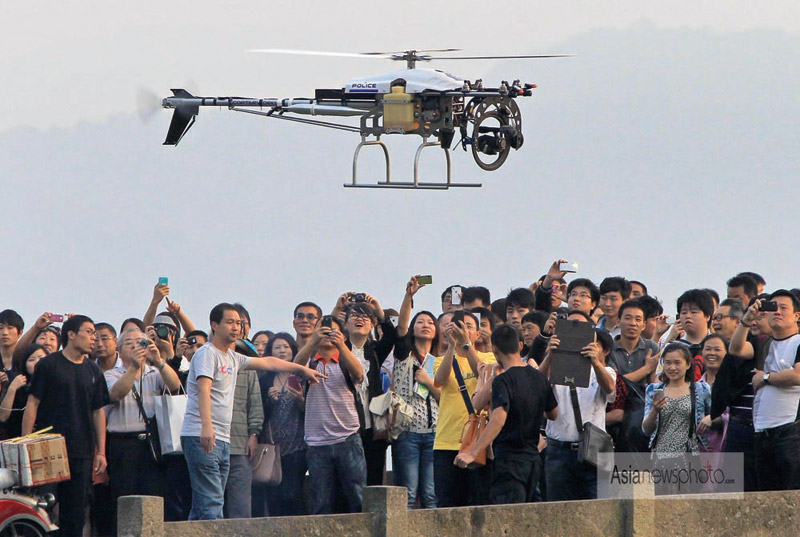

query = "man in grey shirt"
[608,299,659,452]
[180,303,324,521]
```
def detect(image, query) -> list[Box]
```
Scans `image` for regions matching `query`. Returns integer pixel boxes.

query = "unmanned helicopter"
[161,49,568,189]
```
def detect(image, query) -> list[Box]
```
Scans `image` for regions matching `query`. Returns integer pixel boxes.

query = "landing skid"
[344,137,481,190]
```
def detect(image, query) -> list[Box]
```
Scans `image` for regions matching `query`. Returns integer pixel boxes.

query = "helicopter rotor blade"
[426,54,572,60]
[248,48,392,59]
[358,48,463,55]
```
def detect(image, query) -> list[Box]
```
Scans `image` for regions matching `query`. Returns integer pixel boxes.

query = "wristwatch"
[763,373,771,385]
[461,342,472,350]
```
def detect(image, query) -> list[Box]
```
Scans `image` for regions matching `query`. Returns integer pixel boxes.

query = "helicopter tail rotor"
[163,89,200,146]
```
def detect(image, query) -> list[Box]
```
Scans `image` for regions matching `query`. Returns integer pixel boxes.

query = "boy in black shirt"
[22,315,110,537]
[455,325,558,504]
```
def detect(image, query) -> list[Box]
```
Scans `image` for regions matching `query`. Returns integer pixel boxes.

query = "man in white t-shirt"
[181,303,325,520]
[539,318,616,501]
[742,290,800,491]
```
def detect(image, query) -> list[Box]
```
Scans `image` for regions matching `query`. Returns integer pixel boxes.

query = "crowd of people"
[1,264,798,536]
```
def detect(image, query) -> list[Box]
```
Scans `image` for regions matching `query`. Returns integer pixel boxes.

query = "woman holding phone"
[391,275,442,508]
[642,343,711,491]
[252,333,307,517]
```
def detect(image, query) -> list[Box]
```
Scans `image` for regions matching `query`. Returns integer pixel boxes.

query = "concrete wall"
[117,486,800,537]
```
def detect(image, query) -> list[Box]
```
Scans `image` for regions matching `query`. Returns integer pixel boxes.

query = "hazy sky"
[2,2,799,333]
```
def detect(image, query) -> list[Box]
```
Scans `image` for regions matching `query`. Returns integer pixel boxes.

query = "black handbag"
[570,384,614,472]
[131,382,162,464]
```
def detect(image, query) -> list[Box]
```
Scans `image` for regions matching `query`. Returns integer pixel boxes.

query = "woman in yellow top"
[432,309,496,507]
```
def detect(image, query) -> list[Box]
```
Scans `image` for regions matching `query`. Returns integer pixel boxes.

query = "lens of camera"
[156,325,170,340]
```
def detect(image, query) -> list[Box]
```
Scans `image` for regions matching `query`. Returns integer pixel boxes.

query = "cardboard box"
[1,434,71,487]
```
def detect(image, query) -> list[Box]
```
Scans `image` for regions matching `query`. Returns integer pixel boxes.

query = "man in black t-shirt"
[22,315,110,537]
[455,325,558,504]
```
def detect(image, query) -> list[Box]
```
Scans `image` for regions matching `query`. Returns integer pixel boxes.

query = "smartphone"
[417,275,433,285]
[759,301,778,312]
[451,286,462,306]
[654,388,665,400]
[560,261,578,273]
[48,314,64,323]
[389,315,399,328]
[288,375,302,391]
[321,316,333,329]
[158,276,169,286]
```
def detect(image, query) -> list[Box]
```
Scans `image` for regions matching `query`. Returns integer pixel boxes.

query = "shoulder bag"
[454,357,489,468]
[251,422,282,485]
[569,384,614,472]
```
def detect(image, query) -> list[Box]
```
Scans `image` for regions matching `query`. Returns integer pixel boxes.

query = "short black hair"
[462,286,491,307]
[452,310,479,328]
[293,301,322,320]
[521,310,548,331]
[769,289,800,313]
[61,315,94,348]
[120,317,145,332]
[718,298,745,319]
[618,299,646,320]
[566,310,593,323]
[490,298,507,322]
[264,332,299,359]
[594,329,614,355]
[186,329,208,340]
[469,307,498,330]
[441,285,464,302]
[94,323,117,338]
[635,295,663,319]
[491,324,521,356]
[727,275,758,301]
[737,271,766,287]
[233,303,251,325]
[677,289,714,318]
[599,277,632,300]
[749,293,770,308]
[210,303,239,326]
[0,310,24,332]
[567,278,600,305]
[630,280,648,296]
[505,288,534,311]
[323,315,345,333]
[702,288,720,307]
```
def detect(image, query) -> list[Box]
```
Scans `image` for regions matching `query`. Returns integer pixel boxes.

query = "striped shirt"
[304,353,361,447]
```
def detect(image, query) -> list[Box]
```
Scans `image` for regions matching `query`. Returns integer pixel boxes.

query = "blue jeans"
[306,434,366,514]
[545,443,597,501]
[182,436,231,520]
[392,432,436,508]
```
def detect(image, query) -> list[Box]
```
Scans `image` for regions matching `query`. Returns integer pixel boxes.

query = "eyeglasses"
[712,314,737,321]
[568,292,592,300]
[80,328,96,337]
[295,313,319,321]
[348,313,373,321]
